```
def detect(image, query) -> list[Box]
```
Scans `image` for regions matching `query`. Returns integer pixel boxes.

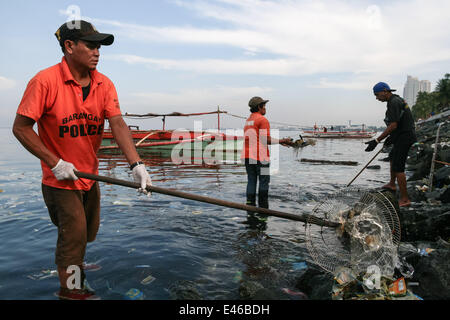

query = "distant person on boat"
[12,20,152,300]
[365,82,417,207]
[241,97,293,210]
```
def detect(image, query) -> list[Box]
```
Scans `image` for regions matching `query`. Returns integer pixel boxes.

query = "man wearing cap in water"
[365,82,417,207]
[12,20,152,300]
[241,97,293,210]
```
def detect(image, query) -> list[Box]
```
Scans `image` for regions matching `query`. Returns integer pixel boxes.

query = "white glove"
[51,159,78,181]
[132,163,152,195]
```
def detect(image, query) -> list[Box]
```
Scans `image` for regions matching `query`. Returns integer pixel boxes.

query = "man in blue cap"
[365,82,417,207]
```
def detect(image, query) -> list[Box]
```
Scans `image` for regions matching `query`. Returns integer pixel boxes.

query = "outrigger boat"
[100,109,244,161]
[302,123,376,139]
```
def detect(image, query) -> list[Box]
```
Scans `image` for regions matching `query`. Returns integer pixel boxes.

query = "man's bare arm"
[12,114,60,168]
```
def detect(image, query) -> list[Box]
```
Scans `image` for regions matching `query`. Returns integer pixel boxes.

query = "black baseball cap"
[249,96,269,108]
[55,20,114,47]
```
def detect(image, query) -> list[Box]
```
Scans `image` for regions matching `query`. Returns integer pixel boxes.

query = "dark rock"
[434,166,450,186]
[251,288,280,300]
[400,203,450,242]
[367,165,381,169]
[239,280,264,299]
[168,280,202,300]
[407,182,428,203]
[439,147,450,163]
[440,187,450,203]
[410,248,450,299]
[294,267,333,300]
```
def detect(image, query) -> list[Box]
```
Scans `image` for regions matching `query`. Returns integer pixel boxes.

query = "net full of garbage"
[305,188,401,279]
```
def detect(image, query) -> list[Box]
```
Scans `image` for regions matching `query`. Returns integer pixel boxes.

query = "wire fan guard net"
[305,188,401,277]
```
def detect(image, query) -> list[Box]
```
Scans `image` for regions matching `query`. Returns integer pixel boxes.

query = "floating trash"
[141,275,156,285]
[192,210,202,215]
[233,271,242,283]
[333,267,355,286]
[291,262,308,271]
[82,262,102,272]
[281,288,308,299]
[0,189,3,193]
[418,247,435,256]
[279,255,302,263]
[112,200,132,206]
[128,248,136,254]
[135,265,151,268]
[388,277,407,297]
[28,269,58,280]
[124,288,144,300]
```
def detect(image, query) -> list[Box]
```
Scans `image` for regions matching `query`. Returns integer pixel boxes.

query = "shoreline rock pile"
[293,113,450,300]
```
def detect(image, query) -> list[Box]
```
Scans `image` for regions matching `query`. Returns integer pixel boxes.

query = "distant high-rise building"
[419,80,431,93]
[403,75,431,106]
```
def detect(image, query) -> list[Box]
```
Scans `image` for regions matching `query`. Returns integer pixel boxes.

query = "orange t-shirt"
[240,112,271,163]
[16,57,122,190]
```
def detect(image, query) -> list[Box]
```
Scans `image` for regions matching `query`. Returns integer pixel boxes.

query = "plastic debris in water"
[281,288,308,299]
[192,210,202,215]
[141,275,156,285]
[0,189,3,193]
[112,200,132,206]
[135,265,151,268]
[233,271,242,283]
[128,248,136,254]
[82,262,102,272]
[334,267,355,286]
[124,288,144,300]
[418,248,435,256]
[28,269,58,280]
[395,258,414,278]
[388,277,407,297]
[415,185,429,192]
[291,262,308,271]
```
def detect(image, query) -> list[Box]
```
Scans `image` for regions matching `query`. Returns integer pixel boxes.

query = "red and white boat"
[100,109,244,156]
[302,123,376,139]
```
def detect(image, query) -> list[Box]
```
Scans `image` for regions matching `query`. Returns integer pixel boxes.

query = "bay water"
[0,128,391,300]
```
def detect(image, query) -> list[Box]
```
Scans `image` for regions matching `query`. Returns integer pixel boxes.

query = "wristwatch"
[130,161,144,170]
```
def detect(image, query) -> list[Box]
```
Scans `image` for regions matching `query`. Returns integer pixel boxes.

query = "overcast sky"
[1,0,449,130]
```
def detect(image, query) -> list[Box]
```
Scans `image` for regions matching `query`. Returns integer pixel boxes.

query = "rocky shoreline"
[292,114,450,300]
[393,114,450,299]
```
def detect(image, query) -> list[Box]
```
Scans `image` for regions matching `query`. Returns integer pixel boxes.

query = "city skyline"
[403,75,432,107]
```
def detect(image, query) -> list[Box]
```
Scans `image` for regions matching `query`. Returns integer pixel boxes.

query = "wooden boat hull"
[100,130,244,162]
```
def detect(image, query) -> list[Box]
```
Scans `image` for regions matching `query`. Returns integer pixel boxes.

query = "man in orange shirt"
[12,20,151,300]
[241,97,293,210]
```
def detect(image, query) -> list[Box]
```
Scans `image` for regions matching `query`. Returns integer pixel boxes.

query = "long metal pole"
[75,171,340,228]
[347,147,383,187]
[428,122,444,191]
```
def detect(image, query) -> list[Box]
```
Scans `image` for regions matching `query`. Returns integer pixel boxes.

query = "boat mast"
[217,106,221,132]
